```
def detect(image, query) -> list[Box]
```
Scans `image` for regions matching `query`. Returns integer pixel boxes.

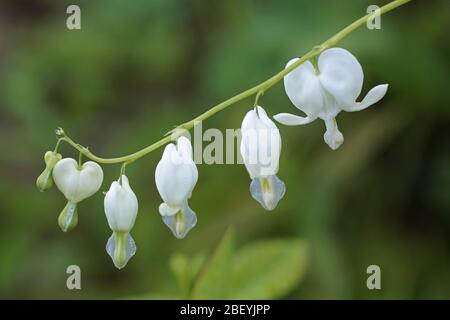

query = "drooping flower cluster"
[37,47,387,269]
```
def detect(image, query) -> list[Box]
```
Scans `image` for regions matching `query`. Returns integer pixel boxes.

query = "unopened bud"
[36,151,62,192]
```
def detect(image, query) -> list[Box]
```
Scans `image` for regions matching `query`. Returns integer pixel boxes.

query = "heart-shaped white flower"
[52,158,103,232]
[53,158,104,203]
[274,47,388,150]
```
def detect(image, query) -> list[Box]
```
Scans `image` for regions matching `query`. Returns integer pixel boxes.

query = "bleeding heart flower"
[274,47,388,150]
[155,136,198,239]
[240,106,285,210]
[104,175,138,269]
[53,158,103,232]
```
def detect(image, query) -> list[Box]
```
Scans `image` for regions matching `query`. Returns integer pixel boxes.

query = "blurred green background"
[0,0,449,299]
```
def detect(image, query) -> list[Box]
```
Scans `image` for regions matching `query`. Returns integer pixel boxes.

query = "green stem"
[58,0,411,165]
[78,150,83,168]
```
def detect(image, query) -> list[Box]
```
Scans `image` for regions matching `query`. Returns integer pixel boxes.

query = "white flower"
[274,47,388,150]
[53,158,103,232]
[240,106,285,211]
[104,175,138,269]
[155,136,198,239]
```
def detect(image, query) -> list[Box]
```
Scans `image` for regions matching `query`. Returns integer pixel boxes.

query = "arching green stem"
[57,0,411,165]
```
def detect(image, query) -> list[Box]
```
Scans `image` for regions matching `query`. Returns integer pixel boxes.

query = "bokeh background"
[0,0,449,299]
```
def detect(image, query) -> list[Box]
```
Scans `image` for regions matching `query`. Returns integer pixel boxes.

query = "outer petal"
[240,110,260,179]
[53,158,103,203]
[77,161,104,202]
[177,136,193,160]
[104,175,138,232]
[155,139,198,207]
[240,107,281,178]
[318,48,364,107]
[342,84,388,112]
[284,58,325,117]
[273,113,316,126]
[53,158,78,200]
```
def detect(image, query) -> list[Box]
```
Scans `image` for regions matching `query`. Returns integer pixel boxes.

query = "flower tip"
[323,118,344,150]
[37,151,62,192]
[324,130,344,150]
[250,175,285,211]
[161,206,197,239]
[58,202,78,232]
[106,232,136,270]
[36,169,53,192]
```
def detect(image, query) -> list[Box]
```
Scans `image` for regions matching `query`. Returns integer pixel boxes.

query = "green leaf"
[191,228,234,299]
[230,239,308,299]
[169,252,207,298]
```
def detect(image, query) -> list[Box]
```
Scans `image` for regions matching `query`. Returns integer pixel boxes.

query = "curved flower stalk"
[104,175,138,269]
[36,151,62,192]
[241,106,285,210]
[155,136,198,239]
[274,48,388,150]
[52,158,104,232]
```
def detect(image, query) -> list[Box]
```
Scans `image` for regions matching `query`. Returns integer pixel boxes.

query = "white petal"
[53,158,103,203]
[177,136,193,160]
[318,48,364,107]
[284,58,325,117]
[241,108,258,131]
[161,204,197,239]
[343,84,388,112]
[155,141,198,208]
[106,232,136,269]
[240,107,282,178]
[250,175,285,211]
[104,175,138,232]
[159,202,180,216]
[274,113,316,126]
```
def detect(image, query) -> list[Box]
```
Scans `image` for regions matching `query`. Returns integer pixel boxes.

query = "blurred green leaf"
[169,252,206,299]
[191,228,234,299]
[230,239,308,299]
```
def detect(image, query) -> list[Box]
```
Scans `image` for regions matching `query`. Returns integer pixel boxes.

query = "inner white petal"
[323,117,344,150]
[250,175,285,211]
[161,204,197,239]
[106,233,137,269]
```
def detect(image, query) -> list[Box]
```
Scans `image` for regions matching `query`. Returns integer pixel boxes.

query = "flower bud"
[36,151,62,192]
